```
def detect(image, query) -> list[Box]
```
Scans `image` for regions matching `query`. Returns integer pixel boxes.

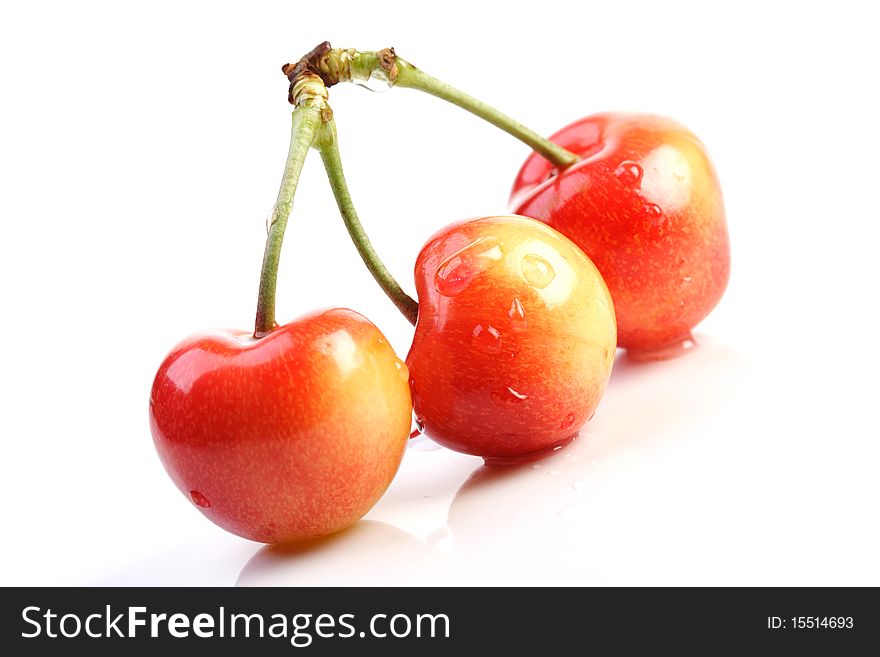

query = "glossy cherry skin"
[510,113,730,355]
[406,215,616,461]
[149,309,411,543]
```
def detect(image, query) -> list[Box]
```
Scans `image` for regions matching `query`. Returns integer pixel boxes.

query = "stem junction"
[284,42,580,170]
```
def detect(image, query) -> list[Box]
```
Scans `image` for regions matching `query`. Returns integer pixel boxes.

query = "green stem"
[394,61,579,170]
[312,46,580,170]
[254,105,322,336]
[316,120,419,326]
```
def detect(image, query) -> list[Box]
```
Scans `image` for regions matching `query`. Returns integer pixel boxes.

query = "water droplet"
[352,71,394,92]
[597,296,607,307]
[394,358,409,382]
[472,324,502,353]
[491,386,529,405]
[190,490,211,508]
[434,237,502,296]
[560,412,576,430]
[614,160,643,187]
[479,244,504,261]
[507,298,527,331]
[681,276,693,283]
[434,258,473,296]
[409,416,425,439]
[521,254,556,289]
[644,203,664,223]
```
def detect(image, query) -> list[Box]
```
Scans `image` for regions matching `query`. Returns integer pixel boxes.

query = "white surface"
[1,1,878,586]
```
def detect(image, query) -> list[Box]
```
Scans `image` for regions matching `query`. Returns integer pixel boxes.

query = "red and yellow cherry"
[149,308,412,543]
[406,215,616,461]
[510,113,730,358]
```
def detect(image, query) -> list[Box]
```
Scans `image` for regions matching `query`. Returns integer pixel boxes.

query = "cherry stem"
[394,60,580,170]
[316,119,419,326]
[290,44,580,170]
[254,104,322,337]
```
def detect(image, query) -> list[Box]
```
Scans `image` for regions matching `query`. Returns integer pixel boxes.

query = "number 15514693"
[768,617,854,630]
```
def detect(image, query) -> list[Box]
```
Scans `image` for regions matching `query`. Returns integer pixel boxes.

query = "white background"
[1,1,878,586]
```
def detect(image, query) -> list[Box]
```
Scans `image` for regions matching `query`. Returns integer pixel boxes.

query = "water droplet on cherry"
[472,324,502,353]
[492,386,529,405]
[479,244,504,261]
[409,416,425,439]
[434,257,473,296]
[614,160,643,187]
[394,358,409,382]
[681,276,693,284]
[644,203,664,223]
[521,254,556,289]
[434,237,502,296]
[507,298,527,331]
[190,490,211,508]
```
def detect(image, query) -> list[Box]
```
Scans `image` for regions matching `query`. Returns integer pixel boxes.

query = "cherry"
[149,309,412,543]
[406,215,616,461]
[510,113,730,357]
